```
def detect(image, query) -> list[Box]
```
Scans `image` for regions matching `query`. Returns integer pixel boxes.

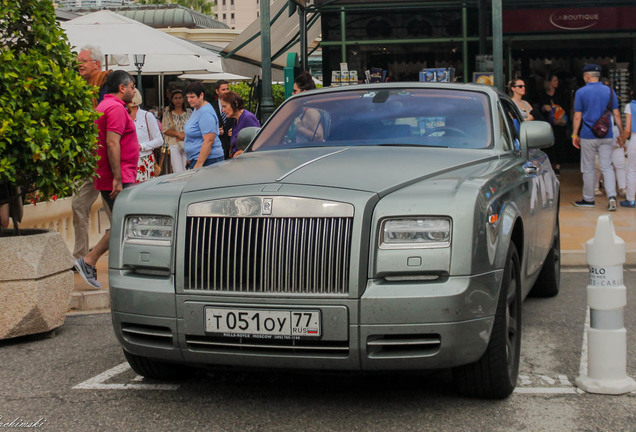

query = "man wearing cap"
[572,64,625,210]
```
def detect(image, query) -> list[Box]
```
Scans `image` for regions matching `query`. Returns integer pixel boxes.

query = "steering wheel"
[424,126,467,137]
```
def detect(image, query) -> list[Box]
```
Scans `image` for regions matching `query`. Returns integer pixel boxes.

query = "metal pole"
[260,0,274,122]
[478,0,487,55]
[136,67,143,107]
[462,5,468,83]
[299,7,307,72]
[340,7,347,64]
[492,0,503,91]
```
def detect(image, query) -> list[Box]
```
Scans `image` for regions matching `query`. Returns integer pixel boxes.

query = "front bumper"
[111,270,502,371]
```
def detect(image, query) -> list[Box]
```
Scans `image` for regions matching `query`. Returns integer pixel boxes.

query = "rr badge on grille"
[262,198,273,215]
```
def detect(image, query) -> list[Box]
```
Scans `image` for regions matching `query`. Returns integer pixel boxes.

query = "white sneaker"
[608,197,617,212]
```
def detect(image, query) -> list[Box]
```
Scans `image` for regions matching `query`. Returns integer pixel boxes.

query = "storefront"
[314,1,636,94]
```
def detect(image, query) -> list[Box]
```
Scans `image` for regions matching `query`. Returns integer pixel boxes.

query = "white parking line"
[73,362,180,391]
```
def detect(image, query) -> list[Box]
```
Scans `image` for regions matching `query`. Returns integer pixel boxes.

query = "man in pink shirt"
[75,70,139,289]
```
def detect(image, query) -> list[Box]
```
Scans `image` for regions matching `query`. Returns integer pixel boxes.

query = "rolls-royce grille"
[184,216,352,294]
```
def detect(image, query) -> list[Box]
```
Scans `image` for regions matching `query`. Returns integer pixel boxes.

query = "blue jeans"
[188,156,224,169]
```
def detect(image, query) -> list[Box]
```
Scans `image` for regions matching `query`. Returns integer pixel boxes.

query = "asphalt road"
[0,269,634,432]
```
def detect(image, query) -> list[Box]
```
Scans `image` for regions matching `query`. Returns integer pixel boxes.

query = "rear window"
[250,88,492,152]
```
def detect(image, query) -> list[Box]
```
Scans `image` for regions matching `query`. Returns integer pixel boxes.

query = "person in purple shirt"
[221,91,261,158]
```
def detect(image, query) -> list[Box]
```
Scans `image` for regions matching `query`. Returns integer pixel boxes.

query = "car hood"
[182,147,500,196]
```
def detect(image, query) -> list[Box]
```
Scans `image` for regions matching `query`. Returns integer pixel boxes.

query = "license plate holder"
[204,307,321,339]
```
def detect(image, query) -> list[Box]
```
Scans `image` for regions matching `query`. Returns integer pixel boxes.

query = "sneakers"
[594,188,604,197]
[620,199,636,208]
[608,196,617,211]
[74,257,101,289]
[573,199,595,208]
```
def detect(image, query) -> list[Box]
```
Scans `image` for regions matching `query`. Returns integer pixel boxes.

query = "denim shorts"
[100,183,135,214]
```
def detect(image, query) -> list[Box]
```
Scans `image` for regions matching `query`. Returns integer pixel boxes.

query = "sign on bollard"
[575,215,636,395]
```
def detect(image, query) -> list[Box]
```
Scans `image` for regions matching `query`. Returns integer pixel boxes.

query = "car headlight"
[125,215,173,246]
[379,217,451,249]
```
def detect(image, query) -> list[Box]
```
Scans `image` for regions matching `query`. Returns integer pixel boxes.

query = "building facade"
[213,0,275,31]
[55,0,134,7]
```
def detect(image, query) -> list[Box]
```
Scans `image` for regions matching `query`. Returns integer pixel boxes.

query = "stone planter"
[0,229,74,340]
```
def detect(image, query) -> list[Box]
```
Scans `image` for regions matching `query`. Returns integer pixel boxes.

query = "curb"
[562,249,636,267]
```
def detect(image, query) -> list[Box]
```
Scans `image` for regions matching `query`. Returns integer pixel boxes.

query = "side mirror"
[519,121,554,149]
[236,127,260,151]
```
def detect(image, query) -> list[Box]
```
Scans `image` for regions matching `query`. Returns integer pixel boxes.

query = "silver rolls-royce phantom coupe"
[109,83,560,399]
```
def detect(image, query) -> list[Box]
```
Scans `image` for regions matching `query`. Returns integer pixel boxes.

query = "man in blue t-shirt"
[572,64,625,210]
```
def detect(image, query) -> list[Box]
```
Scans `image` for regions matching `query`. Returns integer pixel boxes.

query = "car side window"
[501,99,523,139]
[497,106,514,152]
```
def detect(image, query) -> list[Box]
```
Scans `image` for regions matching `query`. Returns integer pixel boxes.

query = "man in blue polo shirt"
[572,64,625,210]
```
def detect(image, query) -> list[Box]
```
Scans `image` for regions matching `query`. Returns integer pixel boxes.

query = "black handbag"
[592,89,614,138]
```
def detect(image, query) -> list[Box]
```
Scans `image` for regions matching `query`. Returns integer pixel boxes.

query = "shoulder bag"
[145,113,167,176]
[592,88,614,138]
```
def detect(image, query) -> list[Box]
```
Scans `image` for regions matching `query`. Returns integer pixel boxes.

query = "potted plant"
[0,0,100,339]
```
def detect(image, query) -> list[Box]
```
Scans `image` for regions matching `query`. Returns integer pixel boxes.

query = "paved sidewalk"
[559,165,636,266]
[70,164,636,312]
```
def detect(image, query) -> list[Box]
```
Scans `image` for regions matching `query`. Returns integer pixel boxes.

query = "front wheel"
[452,241,522,399]
[124,350,194,380]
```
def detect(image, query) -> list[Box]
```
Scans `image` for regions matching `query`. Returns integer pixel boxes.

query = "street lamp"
[133,54,146,103]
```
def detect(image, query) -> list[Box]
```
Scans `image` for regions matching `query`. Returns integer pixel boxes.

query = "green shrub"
[0,0,99,205]
[230,81,285,115]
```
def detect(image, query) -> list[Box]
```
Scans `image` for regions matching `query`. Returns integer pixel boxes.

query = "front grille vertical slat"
[226,218,233,290]
[195,218,201,290]
[285,219,292,293]
[291,218,299,293]
[342,219,352,291]
[313,219,321,293]
[335,218,343,293]
[306,219,314,293]
[327,218,335,293]
[253,218,259,292]
[213,219,219,291]
[263,218,270,292]
[299,218,306,293]
[233,217,239,291]
[185,212,352,295]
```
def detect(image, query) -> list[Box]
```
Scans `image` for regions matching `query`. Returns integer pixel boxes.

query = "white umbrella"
[61,10,215,58]
[177,72,251,83]
[110,54,224,75]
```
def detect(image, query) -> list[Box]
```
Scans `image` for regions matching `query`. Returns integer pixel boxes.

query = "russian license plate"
[205,307,321,338]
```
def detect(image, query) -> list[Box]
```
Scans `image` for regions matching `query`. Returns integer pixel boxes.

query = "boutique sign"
[503,6,636,33]
[549,12,599,31]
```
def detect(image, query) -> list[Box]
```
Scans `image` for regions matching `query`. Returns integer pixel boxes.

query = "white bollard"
[575,215,636,395]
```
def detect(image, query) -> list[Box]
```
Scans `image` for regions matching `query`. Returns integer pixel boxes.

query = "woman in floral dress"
[162,89,191,172]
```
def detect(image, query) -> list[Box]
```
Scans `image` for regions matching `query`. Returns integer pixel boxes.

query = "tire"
[452,241,522,399]
[530,228,560,298]
[124,350,194,380]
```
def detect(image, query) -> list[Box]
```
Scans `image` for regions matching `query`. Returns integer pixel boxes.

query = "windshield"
[250,88,492,152]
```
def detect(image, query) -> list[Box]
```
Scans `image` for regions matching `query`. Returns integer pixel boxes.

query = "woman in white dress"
[128,90,164,182]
